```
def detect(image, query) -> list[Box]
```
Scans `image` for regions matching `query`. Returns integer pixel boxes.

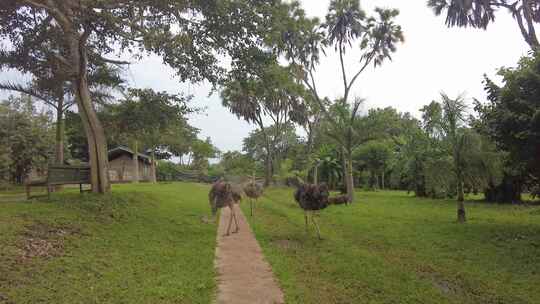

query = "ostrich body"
[292,180,347,239]
[243,180,263,216]
[209,180,242,236]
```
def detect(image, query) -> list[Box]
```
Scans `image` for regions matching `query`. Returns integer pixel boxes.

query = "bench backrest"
[47,165,91,185]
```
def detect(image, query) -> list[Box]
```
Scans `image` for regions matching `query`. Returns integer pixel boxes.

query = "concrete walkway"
[214,204,284,304]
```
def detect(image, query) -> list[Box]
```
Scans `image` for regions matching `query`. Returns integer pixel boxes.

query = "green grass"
[241,188,540,304]
[0,182,216,304]
[2,183,539,304]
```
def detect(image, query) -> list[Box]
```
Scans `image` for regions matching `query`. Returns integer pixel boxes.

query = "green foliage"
[64,111,89,161]
[354,140,393,189]
[274,158,302,184]
[243,123,300,172]
[108,88,197,156]
[219,151,258,177]
[478,53,540,197]
[314,144,343,188]
[190,137,219,172]
[0,95,54,184]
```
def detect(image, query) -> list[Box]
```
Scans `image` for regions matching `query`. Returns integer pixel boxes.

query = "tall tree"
[109,88,195,183]
[222,63,308,186]
[439,93,469,222]
[1,0,277,193]
[428,0,540,49]
[476,53,540,198]
[274,0,404,202]
[243,123,299,179]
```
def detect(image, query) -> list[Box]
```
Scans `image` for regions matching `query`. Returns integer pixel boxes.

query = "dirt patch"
[272,239,300,251]
[17,221,81,262]
[417,265,460,295]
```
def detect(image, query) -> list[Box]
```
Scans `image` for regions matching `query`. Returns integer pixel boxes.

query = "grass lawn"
[0,182,216,304]
[241,188,540,304]
[2,183,539,304]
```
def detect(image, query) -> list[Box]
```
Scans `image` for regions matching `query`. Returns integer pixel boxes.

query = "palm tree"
[325,2,404,102]
[221,63,308,186]
[322,1,404,202]
[427,0,540,50]
[440,93,468,222]
[320,98,366,202]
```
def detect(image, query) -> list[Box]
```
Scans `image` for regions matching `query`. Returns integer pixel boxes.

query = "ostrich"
[292,178,346,239]
[243,177,263,216]
[209,180,242,236]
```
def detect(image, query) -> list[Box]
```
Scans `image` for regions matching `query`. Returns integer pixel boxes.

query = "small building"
[108,146,155,183]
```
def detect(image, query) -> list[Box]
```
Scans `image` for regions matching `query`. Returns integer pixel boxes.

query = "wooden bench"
[26,165,91,199]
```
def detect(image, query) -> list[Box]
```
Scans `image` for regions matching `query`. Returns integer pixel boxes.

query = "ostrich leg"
[311,213,322,240]
[304,211,309,233]
[226,204,234,236]
[212,197,219,223]
[250,199,254,217]
[231,204,240,233]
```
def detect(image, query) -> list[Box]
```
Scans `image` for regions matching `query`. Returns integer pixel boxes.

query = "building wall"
[109,154,152,182]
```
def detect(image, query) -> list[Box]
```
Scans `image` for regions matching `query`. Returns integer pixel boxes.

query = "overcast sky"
[1,1,530,154]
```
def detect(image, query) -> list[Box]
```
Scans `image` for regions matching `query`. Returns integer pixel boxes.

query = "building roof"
[108,146,151,163]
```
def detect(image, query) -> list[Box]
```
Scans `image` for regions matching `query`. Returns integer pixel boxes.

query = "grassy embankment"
[0,182,216,304]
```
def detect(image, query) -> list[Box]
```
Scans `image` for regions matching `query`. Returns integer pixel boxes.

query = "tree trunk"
[69,36,110,193]
[341,147,347,191]
[456,172,466,223]
[132,140,139,183]
[381,170,385,190]
[52,105,65,192]
[150,150,157,183]
[313,164,318,184]
[346,151,354,203]
[55,105,64,165]
[264,154,272,187]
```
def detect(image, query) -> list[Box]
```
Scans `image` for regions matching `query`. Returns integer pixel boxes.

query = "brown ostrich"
[243,178,263,216]
[292,178,347,240]
[209,180,242,236]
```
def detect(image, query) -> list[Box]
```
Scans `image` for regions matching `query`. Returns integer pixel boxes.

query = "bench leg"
[80,183,83,193]
[47,185,51,200]
[26,185,30,200]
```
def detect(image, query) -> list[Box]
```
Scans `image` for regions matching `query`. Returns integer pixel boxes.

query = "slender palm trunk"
[341,148,347,191]
[313,164,318,184]
[454,143,466,222]
[456,171,466,222]
[264,155,272,187]
[345,152,354,203]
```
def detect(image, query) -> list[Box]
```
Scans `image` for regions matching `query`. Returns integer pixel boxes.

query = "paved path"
[214,204,284,304]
